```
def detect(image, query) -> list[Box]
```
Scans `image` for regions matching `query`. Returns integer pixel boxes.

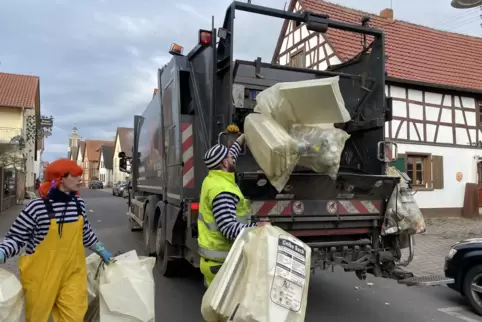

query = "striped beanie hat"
[203,144,228,169]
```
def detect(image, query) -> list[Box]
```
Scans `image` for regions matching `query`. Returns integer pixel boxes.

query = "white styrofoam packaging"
[0,268,23,322]
[201,225,312,322]
[98,250,156,322]
[255,76,350,129]
[244,113,299,192]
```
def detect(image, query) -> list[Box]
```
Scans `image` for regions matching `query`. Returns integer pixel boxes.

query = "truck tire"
[463,264,482,316]
[155,211,183,277]
[143,199,158,256]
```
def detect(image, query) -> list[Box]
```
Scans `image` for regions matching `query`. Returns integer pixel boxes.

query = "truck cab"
[118,1,416,282]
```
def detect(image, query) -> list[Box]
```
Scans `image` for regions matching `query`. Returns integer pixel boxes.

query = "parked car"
[122,180,131,198]
[112,180,128,197]
[444,238,482,315]
[88,180,103,189]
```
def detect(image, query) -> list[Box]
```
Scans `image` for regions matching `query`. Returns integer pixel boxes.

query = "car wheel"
[463,264,482,316]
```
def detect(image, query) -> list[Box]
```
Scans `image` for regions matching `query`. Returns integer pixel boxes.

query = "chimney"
[379,8,394,20]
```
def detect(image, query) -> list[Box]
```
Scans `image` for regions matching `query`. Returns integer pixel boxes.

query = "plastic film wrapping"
[290,124,350,180]
[244,113,299,192]
[255,76,350,130]
[383,166,426,236]
[201,225,311,322]
[0,269,23,322]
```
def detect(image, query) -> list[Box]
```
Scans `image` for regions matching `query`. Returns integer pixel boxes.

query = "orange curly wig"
[38,159,83,197]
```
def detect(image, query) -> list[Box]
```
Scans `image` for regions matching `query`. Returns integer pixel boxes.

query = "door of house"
[477,161,482,206]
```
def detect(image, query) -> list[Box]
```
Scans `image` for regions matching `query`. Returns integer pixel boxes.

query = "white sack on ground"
[244,113,299,192]
[255,76,350,130]
[201,225,311,322]
[0,268,23,322]
[291,124,350,180]
[98,250,156,322]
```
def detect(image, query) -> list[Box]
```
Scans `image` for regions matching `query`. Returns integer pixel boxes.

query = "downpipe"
[397,234,414,267]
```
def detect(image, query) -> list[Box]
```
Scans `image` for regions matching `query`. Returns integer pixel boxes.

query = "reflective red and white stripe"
[181,123,194,188]
[337,200,381,214]
[251,201,292,215]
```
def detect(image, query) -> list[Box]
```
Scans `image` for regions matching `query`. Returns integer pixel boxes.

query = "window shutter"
[432,155,444,189]
[391,153,406,172]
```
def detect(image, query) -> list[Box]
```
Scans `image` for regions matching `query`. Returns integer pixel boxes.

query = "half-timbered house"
[272,0,482,216]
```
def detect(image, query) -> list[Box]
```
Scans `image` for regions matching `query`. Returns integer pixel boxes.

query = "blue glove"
[91,242,113,264]
[0,250,5,264]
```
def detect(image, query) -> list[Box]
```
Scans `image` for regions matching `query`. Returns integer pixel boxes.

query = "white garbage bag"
[93,250,156,322]
[202,225,311,322]
[0,269,23,322]
[290,124,350,180]
[86,252,103,305]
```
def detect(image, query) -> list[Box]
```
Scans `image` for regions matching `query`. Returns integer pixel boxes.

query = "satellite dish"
[451,0,482,8]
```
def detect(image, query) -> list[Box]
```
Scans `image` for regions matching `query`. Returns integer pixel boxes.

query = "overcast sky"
[0,0,480,162]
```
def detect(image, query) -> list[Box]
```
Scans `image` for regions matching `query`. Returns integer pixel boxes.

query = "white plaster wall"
[397,143,480,209]
[385,85,478,146]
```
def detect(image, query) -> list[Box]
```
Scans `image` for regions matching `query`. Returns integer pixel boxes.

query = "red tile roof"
[0,72,39,108]
[85,140,114,162]
[287,0,482,92]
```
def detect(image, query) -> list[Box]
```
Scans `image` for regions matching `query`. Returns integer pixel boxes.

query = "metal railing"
[0,127,23,144]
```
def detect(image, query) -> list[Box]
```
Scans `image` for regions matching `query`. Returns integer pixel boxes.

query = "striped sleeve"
[0,202,37,258]
[212,192,255,240]
[229,141,242,163]
[78,198,99,248]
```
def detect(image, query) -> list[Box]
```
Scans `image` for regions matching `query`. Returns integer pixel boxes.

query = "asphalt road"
[80,188,482,322]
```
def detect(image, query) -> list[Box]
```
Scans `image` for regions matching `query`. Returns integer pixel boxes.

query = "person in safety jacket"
[0,159,113,322]
[198,135,268,287]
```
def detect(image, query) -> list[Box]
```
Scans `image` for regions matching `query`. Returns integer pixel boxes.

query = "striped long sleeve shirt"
[0,197,99,259]
[212,141,256,240]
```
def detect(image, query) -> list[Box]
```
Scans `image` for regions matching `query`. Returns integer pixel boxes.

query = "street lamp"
[451,0,482,8]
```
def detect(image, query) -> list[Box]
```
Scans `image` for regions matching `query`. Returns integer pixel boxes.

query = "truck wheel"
[155,213,182,277]
[143,201,157,256]
[463,264,482,316]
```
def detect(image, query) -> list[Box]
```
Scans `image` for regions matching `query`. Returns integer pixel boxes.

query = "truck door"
[161,67,182,205]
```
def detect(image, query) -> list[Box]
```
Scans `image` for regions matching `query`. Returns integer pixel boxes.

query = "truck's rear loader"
[118,1,421,283]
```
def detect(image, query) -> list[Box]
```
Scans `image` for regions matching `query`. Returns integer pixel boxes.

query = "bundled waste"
[383,166,426,235]
[201,225,311,322]
[0,269,23,322]
[86,250,156,322]
[245,76,351,191]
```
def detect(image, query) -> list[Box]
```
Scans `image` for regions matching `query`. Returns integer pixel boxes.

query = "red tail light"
[190,203,199,216]
[199,30,212,46]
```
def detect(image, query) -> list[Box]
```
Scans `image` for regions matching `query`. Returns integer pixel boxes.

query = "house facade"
[272,0,482,216]
[112,127,133,183]
[0,72,43,191]
[98,145,114,187]
[83,140,114,185]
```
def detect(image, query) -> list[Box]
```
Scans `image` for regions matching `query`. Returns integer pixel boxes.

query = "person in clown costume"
[0,159,113,321]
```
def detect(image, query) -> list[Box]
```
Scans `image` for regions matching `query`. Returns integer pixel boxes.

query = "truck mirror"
[119,158,127,172]
[118,151,126,158]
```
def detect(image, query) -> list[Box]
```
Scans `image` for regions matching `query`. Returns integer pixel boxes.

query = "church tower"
[68,124,82,155]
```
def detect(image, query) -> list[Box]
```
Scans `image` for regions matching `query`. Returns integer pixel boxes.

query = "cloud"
[1,0,479,162]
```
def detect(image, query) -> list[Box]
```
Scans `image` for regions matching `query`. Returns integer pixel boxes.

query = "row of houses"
[67,126,132,187]
[0,72,44,193]
[272,0,482,216]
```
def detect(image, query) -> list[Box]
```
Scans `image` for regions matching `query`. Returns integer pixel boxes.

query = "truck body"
[119,1,416,281]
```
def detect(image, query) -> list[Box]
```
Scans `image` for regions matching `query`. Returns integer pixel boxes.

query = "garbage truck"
[117,1,433,284]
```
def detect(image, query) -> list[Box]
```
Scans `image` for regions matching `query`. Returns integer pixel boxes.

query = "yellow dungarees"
[19,198,88,322]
